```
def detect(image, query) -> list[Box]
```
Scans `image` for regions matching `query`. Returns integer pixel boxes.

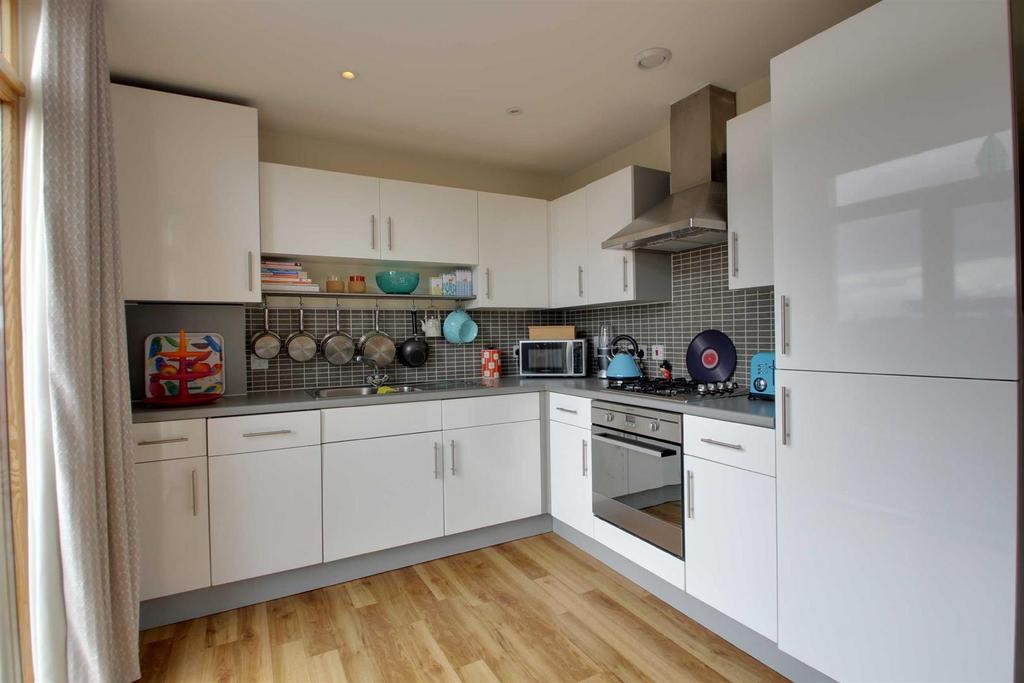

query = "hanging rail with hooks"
[260,290,474,303]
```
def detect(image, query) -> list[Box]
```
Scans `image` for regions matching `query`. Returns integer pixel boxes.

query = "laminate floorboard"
[138,533,788,682]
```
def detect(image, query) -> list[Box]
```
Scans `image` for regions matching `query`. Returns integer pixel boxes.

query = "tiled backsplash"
[564,244,774,388]
[245,243,774,392]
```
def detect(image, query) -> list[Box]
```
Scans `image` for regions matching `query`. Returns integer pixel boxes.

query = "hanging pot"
[357,305,396,367]
[285,305,318,362]
[251,305,281,360]
[320,304,355,366]
[397,309,430,368]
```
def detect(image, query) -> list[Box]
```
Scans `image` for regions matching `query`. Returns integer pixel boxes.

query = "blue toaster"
[749,352,776,400]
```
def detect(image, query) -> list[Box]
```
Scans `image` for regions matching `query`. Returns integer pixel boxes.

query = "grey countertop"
[132,377,775,429]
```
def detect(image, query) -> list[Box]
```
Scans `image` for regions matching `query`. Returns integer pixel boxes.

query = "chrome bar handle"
[780,386,790,446]
[578,266,584,297]
[700,437,743,451]
[136,436,188,446]
[555,407,578,415]
[731,232,739,277]
[582,439,588,477]
[433,442,441,479]
[242,429,293,438]
[248,250,255,292]
[780,294,790,355]
[370,215,376,250]
[622,256,628,292]
[686,470,695,519]
[387,217,393,251]
[485,268,492,299]
[191,469,198,517]
[450,440,456,475]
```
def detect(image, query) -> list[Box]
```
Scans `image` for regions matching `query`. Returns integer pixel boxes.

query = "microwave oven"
[517,339,587,377]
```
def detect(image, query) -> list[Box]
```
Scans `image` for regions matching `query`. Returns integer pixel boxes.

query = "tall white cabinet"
[111,85,261,303]
[471,192,549,308]
[726,103,773,290]
[771,2,1019,681]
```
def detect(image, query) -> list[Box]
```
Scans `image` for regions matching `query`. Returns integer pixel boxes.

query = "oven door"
[518,341,574,376]
[591,429,683,557]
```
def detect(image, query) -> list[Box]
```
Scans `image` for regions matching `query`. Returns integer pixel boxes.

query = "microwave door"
[522,342,566,375]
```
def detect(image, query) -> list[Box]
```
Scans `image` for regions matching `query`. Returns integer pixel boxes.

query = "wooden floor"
[138,533,788,682]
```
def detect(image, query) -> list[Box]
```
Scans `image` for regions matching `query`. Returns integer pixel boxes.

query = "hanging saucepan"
[321,303,355,366]
[398,308,430,368]
[251,304,282,360]
[285,303,318,362]
[357,304,396,367]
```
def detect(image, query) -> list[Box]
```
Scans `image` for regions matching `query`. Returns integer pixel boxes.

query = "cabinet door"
[323,432,444,562]
[471,192,548,308]
[727,103,773,290]
[112,85,260,303]
[380,179,478,264]
[548,187,588,308]
[443,421,542,535]
[260,163,381,260]
[775,370,1016,682]
[585,167,635,305]
[771,2,1016,379]
[548,421,592,536]
[684,456,776,641]
[209,445,322,584]
[135,456,211,600]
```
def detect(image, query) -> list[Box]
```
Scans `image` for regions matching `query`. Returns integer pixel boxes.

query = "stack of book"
[260,260,320,293]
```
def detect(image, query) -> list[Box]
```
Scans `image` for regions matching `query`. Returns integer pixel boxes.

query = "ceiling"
[104,0,876,176]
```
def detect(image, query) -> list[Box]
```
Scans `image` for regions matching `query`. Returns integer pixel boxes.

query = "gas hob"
[603,377,743,401]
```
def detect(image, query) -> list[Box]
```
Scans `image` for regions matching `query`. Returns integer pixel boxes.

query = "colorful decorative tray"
[144,330,224,406]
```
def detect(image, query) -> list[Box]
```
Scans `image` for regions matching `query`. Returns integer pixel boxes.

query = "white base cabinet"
[443,420,542,535]
[135,456,211,600]
[683,455,777,641]
[548,419,593,537]
[209,445,322,585]
[322,432,445,562]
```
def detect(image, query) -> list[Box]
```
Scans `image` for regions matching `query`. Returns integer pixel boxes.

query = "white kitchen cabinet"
[111,84,260,303]
[322,432,444,562]
[131,419,207,464]
[441,393,539,430]
[135,455,211,600]
[771,1,1016,380]
[260,162,381,260]
[775,370,1017,682]
[443,420,542,535]
[380,179,478,264]
[683,415,775,477]
[726,103,773,290]
[209,445,322,584]
[470,192,549,308]
[684,455,777,641]
[321,401,442,443]
[548,420,593,537]
[207,410,320,456]
[548,186,588,308]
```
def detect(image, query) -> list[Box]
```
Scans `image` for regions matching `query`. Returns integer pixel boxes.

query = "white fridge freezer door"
[771,0,1017,379]
[775,370,1016,682]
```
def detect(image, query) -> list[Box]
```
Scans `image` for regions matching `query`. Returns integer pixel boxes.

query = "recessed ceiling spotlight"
[340,70,358,80]
[506,106,523,116]
[635,47,672,71]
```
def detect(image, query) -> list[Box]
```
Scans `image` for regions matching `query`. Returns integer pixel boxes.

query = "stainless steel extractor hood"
[603,85,736,251]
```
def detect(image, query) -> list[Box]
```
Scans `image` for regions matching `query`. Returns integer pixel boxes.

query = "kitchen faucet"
[354,355,389,387]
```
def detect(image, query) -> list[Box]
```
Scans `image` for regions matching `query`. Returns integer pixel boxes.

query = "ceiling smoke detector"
[635,47,672,71]
[506,106,523,116]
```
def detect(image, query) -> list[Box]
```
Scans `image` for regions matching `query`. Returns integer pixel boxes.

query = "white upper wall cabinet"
[726,103,773,290]
[549,186,589,308]
[260,162,381,260]
[111,85,261,303]
[585,168,635,304]
[470,192,549,309]
[771,0,1017,379]
[379,179,478,264]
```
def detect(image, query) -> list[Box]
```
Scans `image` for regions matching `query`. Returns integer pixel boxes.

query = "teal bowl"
[375,271,420,294]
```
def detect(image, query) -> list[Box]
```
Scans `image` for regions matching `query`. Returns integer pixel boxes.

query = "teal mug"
[443,309,478,344]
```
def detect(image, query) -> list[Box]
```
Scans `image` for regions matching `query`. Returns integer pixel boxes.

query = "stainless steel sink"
[307,385,423,398]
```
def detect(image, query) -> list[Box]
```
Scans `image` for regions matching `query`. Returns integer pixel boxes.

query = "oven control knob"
[650,421,659,432]
[605,412,614,422]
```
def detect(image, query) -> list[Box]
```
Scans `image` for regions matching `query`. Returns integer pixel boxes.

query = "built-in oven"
[517,339,587,377]
[590,400,684,558]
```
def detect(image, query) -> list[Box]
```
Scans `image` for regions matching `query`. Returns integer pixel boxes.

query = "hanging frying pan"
[357,305,396,367]
[285,304,318,362]
[397,309,429,368]
[251,305,281,360]
[321,304,355,366]
[686,329,737,383]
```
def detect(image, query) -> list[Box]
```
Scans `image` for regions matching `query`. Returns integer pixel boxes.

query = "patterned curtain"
[23,0,140,680]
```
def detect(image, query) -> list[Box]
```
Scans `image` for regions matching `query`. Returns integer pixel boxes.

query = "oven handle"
[591,432,675,459]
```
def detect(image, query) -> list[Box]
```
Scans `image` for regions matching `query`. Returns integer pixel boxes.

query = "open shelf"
[261,290,475,302]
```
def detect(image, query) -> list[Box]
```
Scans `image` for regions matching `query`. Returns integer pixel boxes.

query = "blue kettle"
[606,335,643,380]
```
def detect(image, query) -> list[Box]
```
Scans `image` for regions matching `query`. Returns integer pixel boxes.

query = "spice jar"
[325,275,345,293]
[348,275,367,294]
